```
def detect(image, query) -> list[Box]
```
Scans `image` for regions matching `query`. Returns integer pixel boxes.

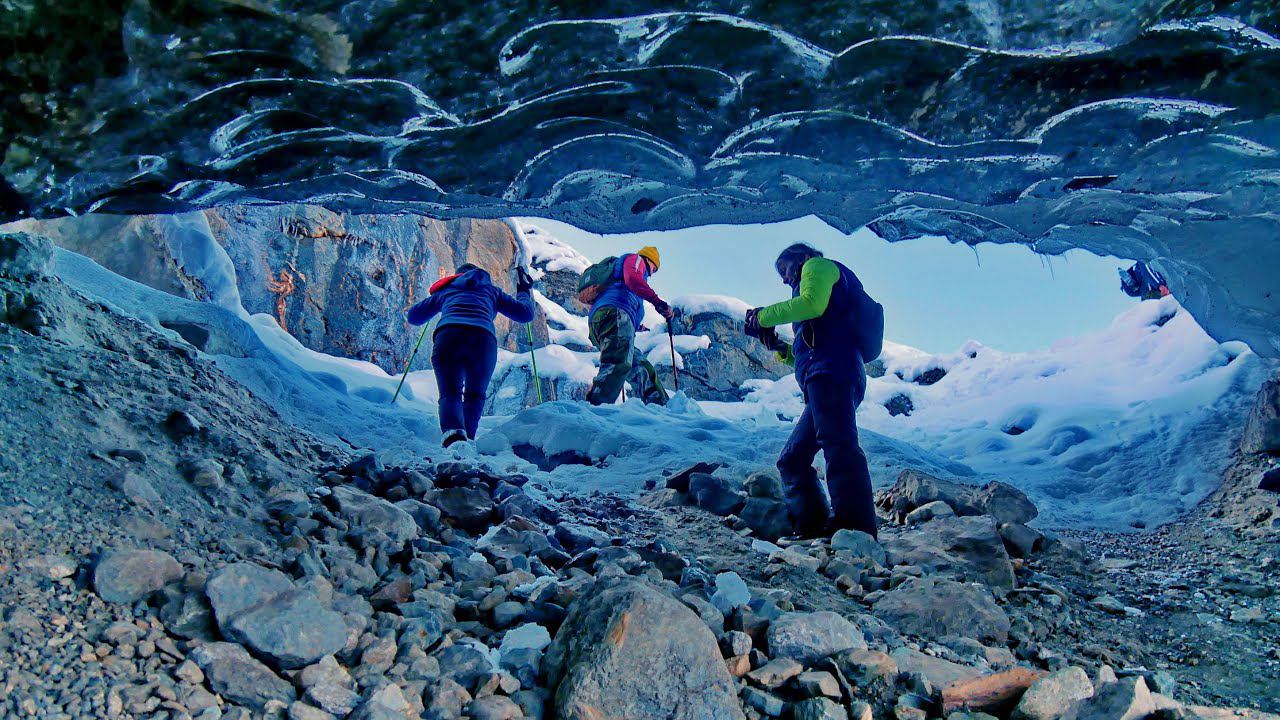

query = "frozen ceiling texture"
[2,1,1278,354]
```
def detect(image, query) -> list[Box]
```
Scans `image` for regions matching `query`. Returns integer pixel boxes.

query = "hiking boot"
[441,430,467,448]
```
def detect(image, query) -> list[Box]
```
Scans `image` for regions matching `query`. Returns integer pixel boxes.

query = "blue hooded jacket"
[406,267,534,335]
[590,254,647,330]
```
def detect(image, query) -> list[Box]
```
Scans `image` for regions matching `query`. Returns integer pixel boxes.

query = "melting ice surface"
[5,2,1280,356]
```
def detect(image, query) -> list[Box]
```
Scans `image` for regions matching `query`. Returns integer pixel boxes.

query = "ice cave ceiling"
[1,1,1278,355]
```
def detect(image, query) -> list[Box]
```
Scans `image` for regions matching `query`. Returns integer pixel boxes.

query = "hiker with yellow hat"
[577,246,672,405]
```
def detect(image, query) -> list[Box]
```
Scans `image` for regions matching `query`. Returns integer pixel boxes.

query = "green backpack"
[576,256,619,304]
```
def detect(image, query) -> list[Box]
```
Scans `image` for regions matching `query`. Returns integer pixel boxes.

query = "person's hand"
[654,300,674,320]
[758,327,787,353]
[744,307,763,338]
[516,266,534,293]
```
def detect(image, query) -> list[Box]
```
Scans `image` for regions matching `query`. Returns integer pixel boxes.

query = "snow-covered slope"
[730,297,1267,528]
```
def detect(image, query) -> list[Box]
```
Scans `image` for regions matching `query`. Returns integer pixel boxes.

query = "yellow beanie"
[637,246,661,270]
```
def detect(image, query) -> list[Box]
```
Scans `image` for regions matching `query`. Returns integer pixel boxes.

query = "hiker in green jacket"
[745,243,881,539]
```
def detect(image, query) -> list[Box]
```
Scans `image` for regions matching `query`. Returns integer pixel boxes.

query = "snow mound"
[483,394,976,495]
[741,297,1267,529]
[515,221,592,274]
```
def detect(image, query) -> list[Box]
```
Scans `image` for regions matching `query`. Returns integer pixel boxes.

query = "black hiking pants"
[776,372,878,539]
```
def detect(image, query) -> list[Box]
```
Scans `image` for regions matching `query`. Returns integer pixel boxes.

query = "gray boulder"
[890,647,981,690]
[190,641,296,710]
[94,548,182,604]
[883,515,1016,589]
[792,697,847,720]
[661,308,790,402]
[881,471,1038,526]
[351,683,417,720]
[767,611,866,665]
[434,486,496,531]
[740,497,792,540]
[1062,677,1154,720]
[206,563,295,626]
[873,577,1010,644]
[977,482,1038,525]
[689,473,745,516]
[554,523,611,554]
[1014,667,1095,720]
[207,563,347,669]
[830,529,886,565]
[544,579,745,720]
[331,486,419,543]
[0,232,53,278]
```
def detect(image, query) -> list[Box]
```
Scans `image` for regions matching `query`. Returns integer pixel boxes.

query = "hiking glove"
[516,267,534,292]
[758,326,787,352]
[744,307,763,338]
[654,300,674,320]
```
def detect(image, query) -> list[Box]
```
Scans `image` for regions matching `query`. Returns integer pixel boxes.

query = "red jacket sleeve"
[622,254,664,307]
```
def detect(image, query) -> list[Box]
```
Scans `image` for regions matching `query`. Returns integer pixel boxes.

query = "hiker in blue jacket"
[407,263,535,447]
[744,243,881,539]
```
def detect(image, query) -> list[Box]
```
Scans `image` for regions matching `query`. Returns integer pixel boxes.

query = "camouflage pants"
[586,307,668,406]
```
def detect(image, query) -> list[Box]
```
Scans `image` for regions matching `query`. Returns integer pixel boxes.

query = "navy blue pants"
[777,372,878,539]
[432,325,497,439]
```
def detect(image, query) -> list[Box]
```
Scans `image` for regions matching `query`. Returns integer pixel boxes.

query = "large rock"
[1241,378,1280,455]
[1014,667,1095,720]
[766,611,866,665]
[207,563,347,669]
[873,577,1010,643]
[890,647,982,690]
[740,497,792,540]
[93,549,182,604]
[689,473,745,516]
[330,486,419,543]
[190,642,296,710]
[434,486,496,531]
[880,471,1037,525]
[0,232,52,278]
[1062,677,1155,720]
[661,308,791,402]
[543,579,745,720]
[883,515,1016,589]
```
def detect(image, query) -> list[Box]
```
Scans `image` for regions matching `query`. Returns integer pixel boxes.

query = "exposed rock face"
[6,2,1280,356]
[12,209,550,373]
[543,578,745,720]
[665,309,790,401]
[1241,378,1280,456]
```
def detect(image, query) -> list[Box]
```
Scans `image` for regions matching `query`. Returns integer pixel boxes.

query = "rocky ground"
[1,230,1277,720]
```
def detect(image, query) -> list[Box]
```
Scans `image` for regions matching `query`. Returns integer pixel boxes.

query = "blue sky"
[521,215,1136,353]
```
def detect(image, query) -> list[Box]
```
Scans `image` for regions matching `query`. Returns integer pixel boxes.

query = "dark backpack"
[577,255,619,304]
[853,284,885,362]
[1120,262,1166,298]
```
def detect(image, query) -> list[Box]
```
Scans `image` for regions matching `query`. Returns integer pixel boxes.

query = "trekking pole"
[667,323,680,392]
[526,324,543,405]
[392,323,429,404]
